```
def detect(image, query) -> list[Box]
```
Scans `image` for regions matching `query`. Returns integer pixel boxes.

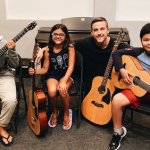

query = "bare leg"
[47,78,59,125]
[58,78,73,129]
[112,93,131,129]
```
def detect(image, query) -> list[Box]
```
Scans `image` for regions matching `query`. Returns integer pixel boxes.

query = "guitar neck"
[31,60,36,106]
[101,46,118,86]
[0,27,29,57]
[133,77,150,93]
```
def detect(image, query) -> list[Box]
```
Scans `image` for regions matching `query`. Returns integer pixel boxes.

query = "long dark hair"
[47,24,73,53]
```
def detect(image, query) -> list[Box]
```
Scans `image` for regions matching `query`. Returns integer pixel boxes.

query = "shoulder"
[68,43,75,51]
[132,47,144,54]
[44,48,50,56]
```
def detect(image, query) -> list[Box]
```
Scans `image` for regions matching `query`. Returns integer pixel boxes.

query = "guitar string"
[134,77,150,92]
[102,57,113,86]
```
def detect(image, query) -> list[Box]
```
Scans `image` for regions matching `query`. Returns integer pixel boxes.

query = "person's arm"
[35,46,49,65]
[112,48,136,84]
[112,47,136,72]
[57,44,75,92]
[29,49,50,75]
[7,40,19,68]
[117,42,131,50]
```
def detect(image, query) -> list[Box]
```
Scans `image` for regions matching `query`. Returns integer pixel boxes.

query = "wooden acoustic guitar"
[0,21,37,69]
[81,30,125,125]
[28,43,48,136]
[111,55,150,97]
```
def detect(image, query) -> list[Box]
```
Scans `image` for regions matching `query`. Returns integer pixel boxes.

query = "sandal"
[48,111,59,128]
[0,135,13,146]
[63,109,72,130]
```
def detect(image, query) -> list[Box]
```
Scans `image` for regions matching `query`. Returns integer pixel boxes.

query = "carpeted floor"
[1,77,150,150]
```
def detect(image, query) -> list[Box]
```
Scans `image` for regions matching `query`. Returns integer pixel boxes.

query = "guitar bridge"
[91,101,104,108]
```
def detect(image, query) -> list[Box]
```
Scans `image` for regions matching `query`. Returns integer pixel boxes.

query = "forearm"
[62,66,74,83]
[7,48,19,68]
[35,68,48,75]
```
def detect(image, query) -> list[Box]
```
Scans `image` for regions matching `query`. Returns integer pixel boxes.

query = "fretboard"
[0,28,29,57]
[101,45,118,86]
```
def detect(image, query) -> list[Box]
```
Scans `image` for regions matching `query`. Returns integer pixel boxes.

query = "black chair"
[41,50,83,128]
[14,54,28,133]
[122,100,150,133]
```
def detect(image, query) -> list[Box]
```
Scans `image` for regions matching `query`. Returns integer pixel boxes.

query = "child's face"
[141,33,150,54]
[52,28,66,45]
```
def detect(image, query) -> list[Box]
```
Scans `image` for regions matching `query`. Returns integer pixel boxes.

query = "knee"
[48,88,57,98]
[112,95,122,108]
[3,97,17,109]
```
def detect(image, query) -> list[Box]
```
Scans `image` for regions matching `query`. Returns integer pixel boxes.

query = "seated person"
[29,24,75,130]
[109,23,150,150]
[0,36,19,146]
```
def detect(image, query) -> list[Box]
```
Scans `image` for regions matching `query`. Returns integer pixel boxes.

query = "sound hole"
[133,76,140,86]
[98,86,105,94]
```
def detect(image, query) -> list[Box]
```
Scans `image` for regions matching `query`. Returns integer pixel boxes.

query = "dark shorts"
[47,75,75,84]
[120,89,150,109]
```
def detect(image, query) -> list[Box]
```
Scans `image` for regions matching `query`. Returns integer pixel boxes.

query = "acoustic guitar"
[28,43,48,136]
[111,55,150,97]
[0,21,37,69]
[81,30,125,125]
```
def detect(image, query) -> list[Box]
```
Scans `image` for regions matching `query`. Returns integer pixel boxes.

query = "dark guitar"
[0,21,37,69]
[28,43,48,136]
[81,30,125,125]
[111,55,150,97]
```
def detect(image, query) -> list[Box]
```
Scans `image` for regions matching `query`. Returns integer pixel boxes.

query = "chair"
[14,54,28,133]
[41,50,83,128]
[122,100,150,134]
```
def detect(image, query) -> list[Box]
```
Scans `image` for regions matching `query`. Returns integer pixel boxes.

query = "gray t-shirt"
[0,36,19,75]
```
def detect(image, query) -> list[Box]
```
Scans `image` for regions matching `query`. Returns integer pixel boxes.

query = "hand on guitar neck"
[119,68,133,85]
[7,40,16,49]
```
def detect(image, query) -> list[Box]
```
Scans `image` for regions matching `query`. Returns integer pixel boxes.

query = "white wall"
[5,0,94,20]
[0,0,149,58]
[95,0,149,47]
[0,0,59,58]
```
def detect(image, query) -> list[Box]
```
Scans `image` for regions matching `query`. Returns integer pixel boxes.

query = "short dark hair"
[48,24,73,52]
[91,17,108,30]
[140,23,150,40]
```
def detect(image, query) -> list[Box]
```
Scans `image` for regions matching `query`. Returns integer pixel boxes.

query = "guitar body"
[81,76,115,125]
[111,55,150,97]
[28,90,48,136]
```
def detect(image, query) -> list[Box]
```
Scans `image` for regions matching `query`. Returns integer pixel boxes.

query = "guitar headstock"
[114,29,126,46]
[32,43,39,61]
[27,21,37,31]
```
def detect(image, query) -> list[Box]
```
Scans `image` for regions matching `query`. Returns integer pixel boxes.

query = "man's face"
[91,21,109,44]
[141,33,150,55]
